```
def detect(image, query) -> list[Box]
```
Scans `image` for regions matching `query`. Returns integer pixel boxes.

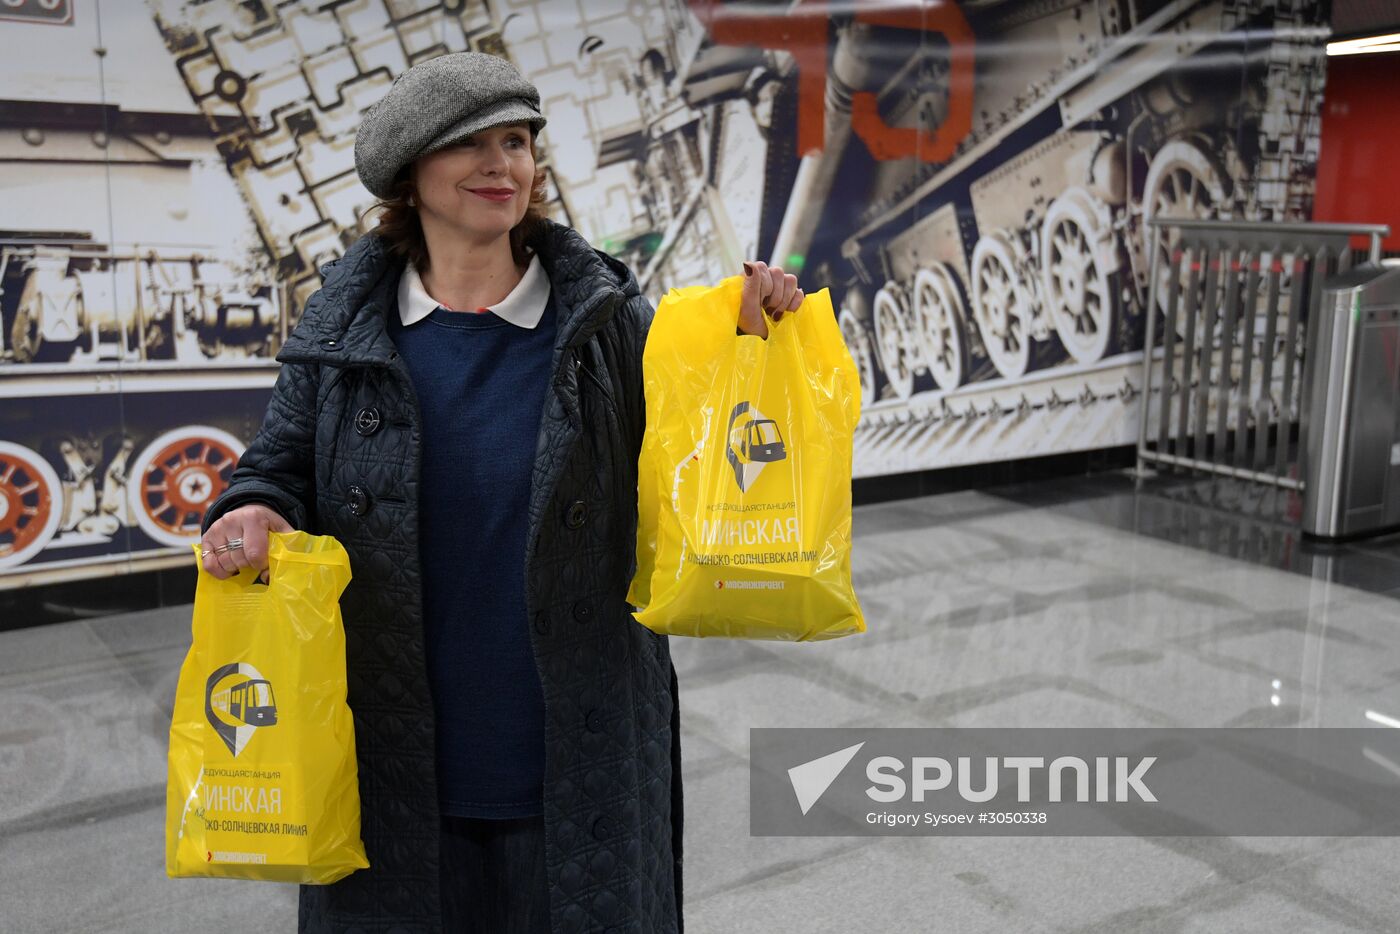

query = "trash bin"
[1302,263,1400,539]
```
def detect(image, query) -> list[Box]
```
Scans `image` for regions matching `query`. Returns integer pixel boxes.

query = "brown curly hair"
[363,131,549,273]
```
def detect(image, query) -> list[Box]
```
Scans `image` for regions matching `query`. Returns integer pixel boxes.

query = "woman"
[198,52,805,934]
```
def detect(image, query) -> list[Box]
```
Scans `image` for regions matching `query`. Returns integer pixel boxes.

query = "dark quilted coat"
[201,221,683,933]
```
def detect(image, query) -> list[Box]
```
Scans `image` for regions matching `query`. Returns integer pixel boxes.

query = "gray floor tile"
[5,480,1400,931]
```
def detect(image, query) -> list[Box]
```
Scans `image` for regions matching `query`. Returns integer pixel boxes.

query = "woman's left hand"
[738,260,804,340]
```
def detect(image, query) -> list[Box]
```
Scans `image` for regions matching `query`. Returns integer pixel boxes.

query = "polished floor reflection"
[992,471,1400,601]
[2,475,1397,932]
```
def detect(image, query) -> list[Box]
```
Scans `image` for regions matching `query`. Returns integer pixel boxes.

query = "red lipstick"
[466,187,515,202]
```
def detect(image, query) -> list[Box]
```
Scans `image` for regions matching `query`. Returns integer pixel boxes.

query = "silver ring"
[215,538,245,555]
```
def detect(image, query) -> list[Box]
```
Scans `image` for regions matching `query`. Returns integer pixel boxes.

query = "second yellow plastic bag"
[166,530,368,883]
[628,277,865,640]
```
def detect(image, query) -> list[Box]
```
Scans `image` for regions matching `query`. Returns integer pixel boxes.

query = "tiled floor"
[2,475,1397,933]
[991,470,1400,601]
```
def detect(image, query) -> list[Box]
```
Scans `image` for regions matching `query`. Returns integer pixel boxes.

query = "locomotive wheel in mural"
[838,303,881,406]
[1143,139,1232,336]
[128,427,245,547]
[911,264,969,391]
[872,283,923,400]
[1041,187,1120,365]
[971,230,1036,380]
[0,442,63,569]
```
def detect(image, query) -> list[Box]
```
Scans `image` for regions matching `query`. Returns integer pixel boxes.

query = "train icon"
[726,402,788,492]
[210,677,278,728]
[204,661,278,757]
[729,417,787,465]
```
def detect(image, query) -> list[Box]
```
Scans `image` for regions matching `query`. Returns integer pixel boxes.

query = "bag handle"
[266,530,353,596]
[189,532,349,591]
[267,530,350,566]
[189,543,271,591]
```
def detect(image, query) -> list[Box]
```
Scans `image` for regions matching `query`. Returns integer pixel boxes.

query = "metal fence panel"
[1136,220,1388,492]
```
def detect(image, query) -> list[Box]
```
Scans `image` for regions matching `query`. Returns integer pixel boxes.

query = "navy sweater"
[387,293,556,818]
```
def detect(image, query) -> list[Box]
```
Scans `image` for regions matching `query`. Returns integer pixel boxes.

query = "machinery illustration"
[3,246,279,365]
[1,0,1328,583]
[533,0,1327,477]
[1,0,495,584]
[817,0,1326,476]
[828,0,1325,391]
[0,0,295,584]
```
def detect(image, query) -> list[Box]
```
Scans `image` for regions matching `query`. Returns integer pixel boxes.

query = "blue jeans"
[439,814,552,934]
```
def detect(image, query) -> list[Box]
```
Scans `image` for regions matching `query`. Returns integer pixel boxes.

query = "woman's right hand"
[200,504,294,580]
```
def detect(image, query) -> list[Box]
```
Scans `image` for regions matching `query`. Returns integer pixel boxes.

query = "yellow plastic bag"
[628,277,865,640]
[166,530,368,883]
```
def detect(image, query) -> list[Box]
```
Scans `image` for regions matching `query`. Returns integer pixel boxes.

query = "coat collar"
[276,220,635,367]
[397,253,550,329]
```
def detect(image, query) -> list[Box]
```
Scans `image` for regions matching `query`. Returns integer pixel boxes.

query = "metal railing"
[1135,219,1390,490]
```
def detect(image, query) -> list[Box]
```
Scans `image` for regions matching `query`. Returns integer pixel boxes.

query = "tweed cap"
[355,52,546,199]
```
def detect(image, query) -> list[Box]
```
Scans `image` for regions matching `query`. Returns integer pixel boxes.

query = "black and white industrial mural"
[0,0,1330,586]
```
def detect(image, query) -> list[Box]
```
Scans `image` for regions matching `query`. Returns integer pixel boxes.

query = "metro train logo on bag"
[205,662,279,758]
[726,401,787,492]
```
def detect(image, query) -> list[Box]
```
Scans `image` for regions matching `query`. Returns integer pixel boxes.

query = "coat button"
[319,337,342,352]
[592,816,615,841]
[347,485,371,516]
[354,406,382,436]
[585,709,603,733]
[572,600,591,623]
[564,500,587,529]
[533,613,550,635]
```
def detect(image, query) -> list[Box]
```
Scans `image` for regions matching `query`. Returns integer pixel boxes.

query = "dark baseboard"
[852,446,1138,507]
[0,565,196,634]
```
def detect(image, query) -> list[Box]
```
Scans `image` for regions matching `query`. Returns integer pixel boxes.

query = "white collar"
[397,253,550,329]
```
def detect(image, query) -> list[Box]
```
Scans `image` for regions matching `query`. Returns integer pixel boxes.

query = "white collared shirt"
[397,254,551,329]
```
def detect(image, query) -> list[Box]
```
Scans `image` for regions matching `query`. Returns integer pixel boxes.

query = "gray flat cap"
[355,52,546,199]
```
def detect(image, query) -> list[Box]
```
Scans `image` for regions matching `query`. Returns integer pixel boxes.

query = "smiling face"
[410,122,536,248]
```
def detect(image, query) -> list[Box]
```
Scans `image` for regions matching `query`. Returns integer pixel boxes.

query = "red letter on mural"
[687,0,831,157]
[849,2,975,162]
[688,0,974,162]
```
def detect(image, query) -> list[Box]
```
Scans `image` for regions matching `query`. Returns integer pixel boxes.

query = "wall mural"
[0,0,1330,587]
